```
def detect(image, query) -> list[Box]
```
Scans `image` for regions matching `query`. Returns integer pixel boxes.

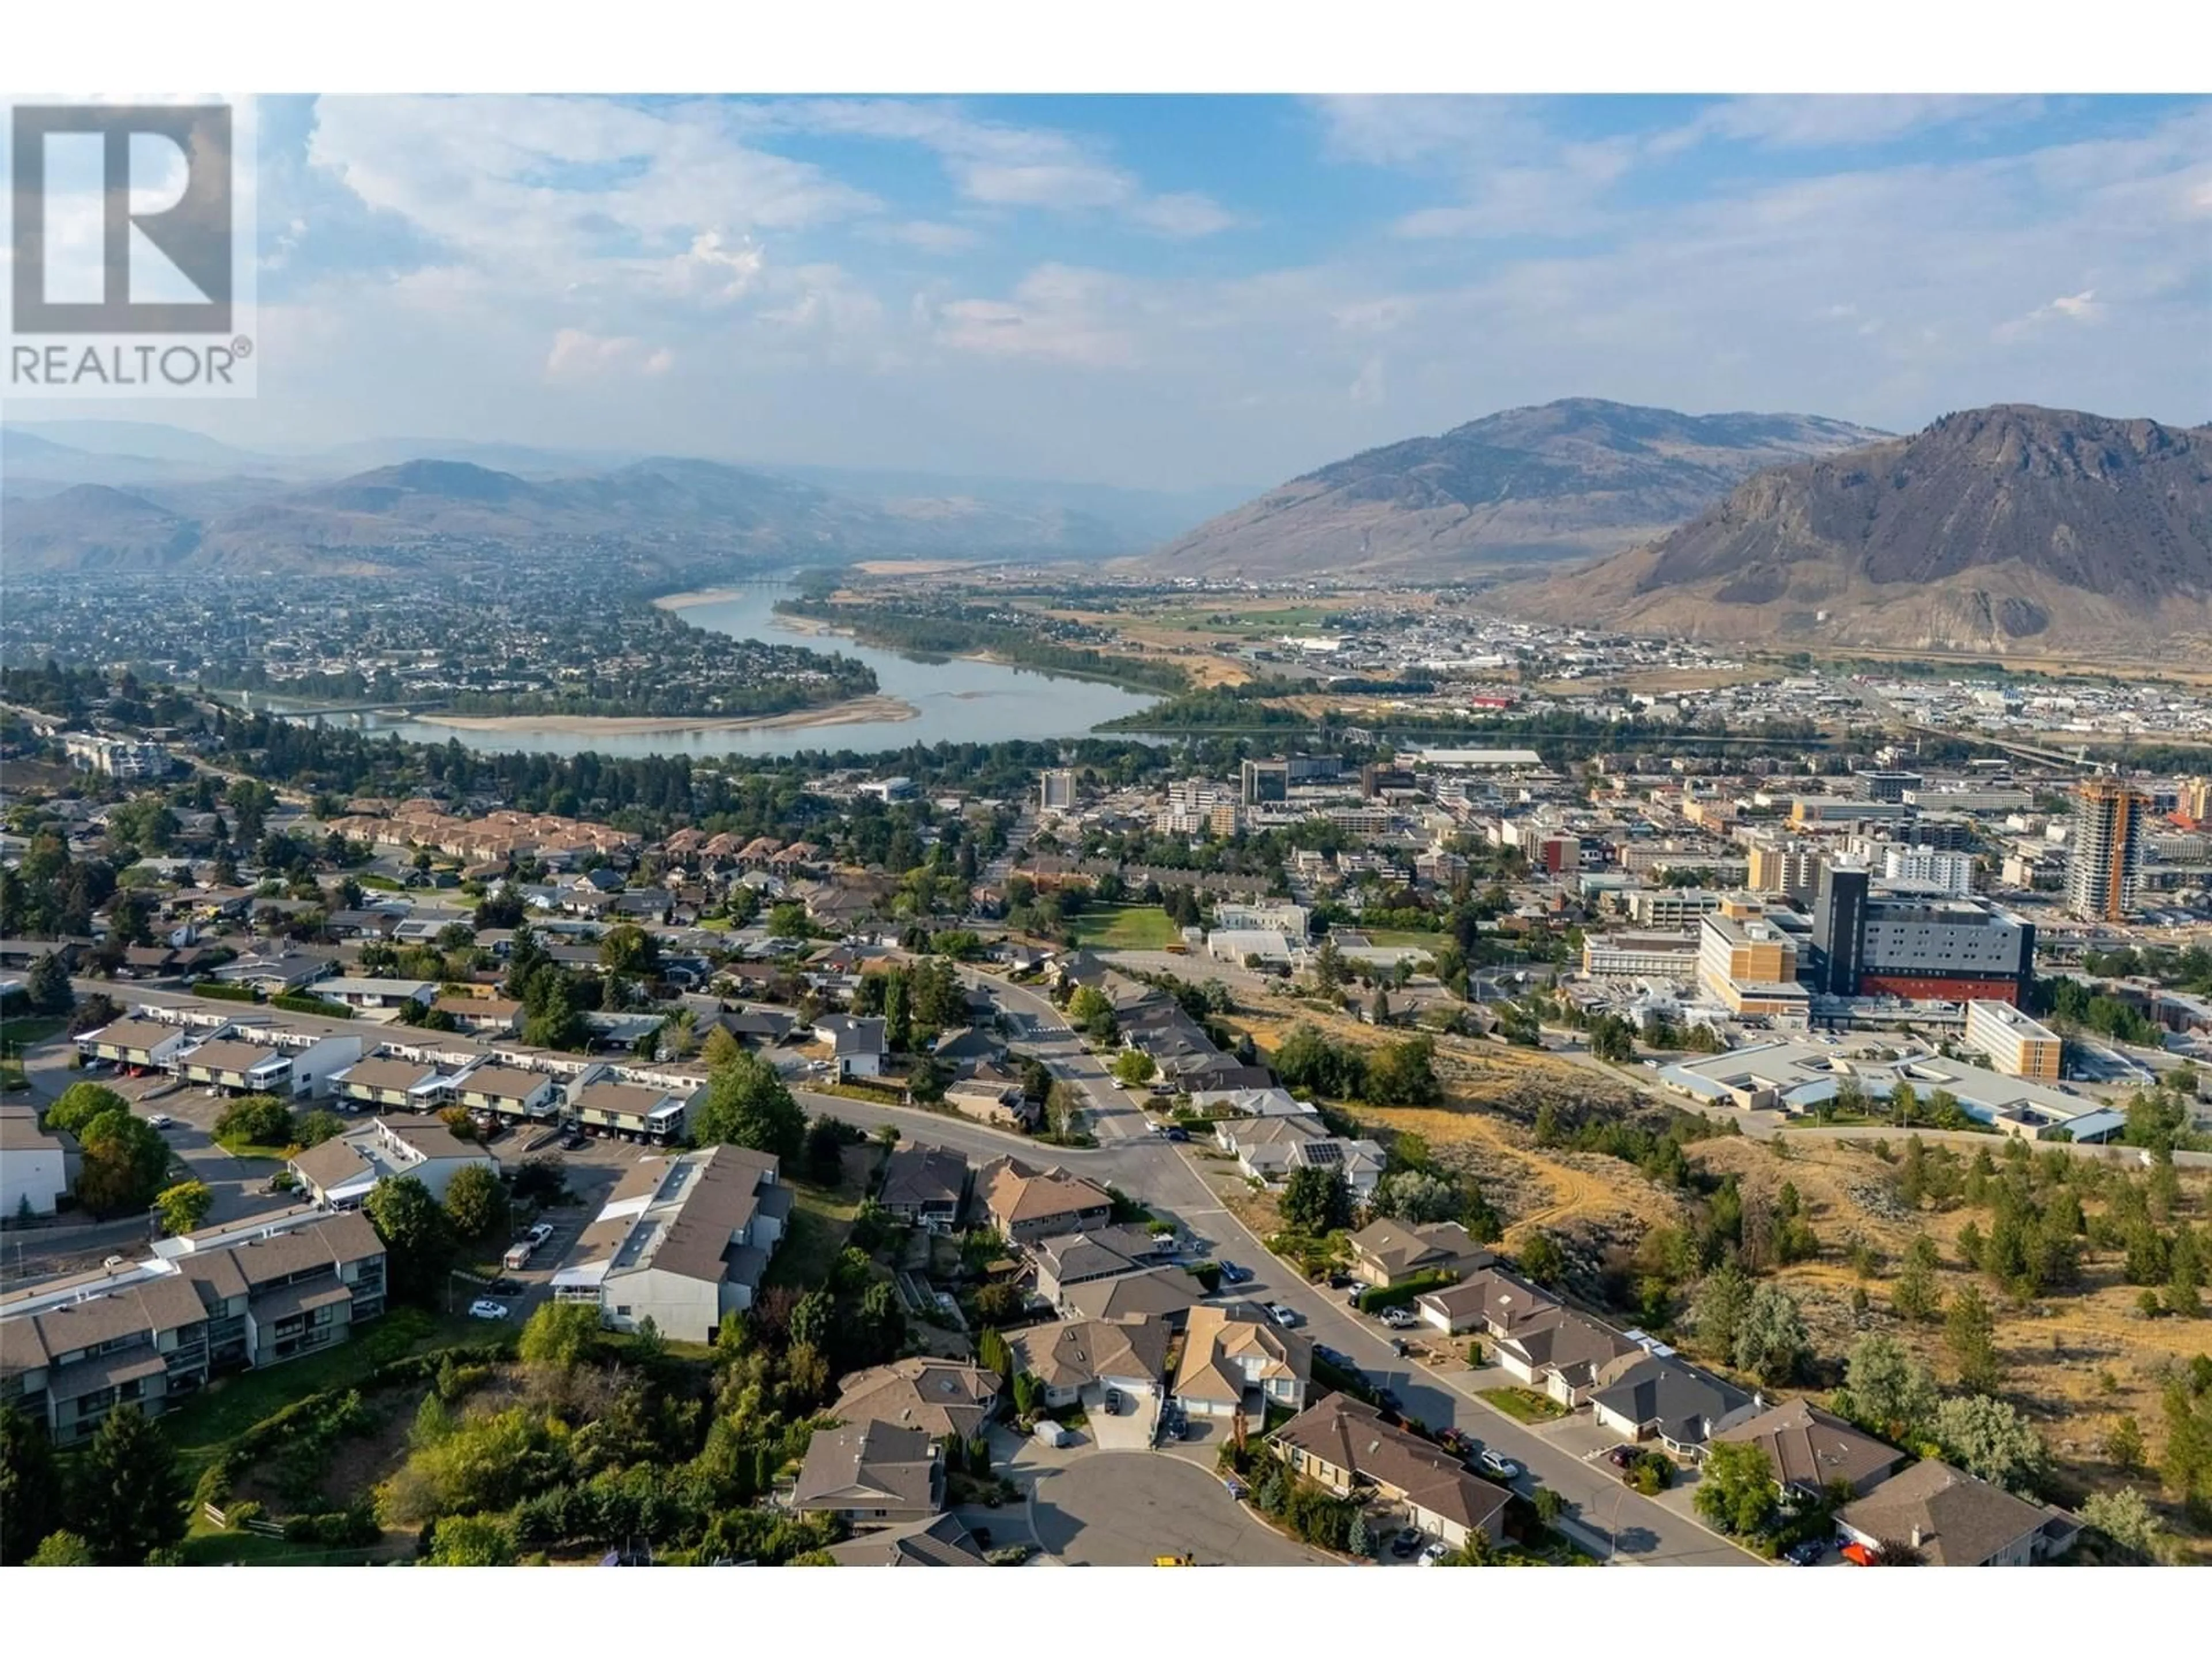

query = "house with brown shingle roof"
[832,1358,1002,1440]
[1273,1392,1513,1552]
[819,1512,987,1566]
[978,1156,1113,1245]
[1346,1218,1489,1288]
[1713,1398,1905,1499]
[792,1419,945,1529]
[1836,1458,2080,1566]
[1005,1316,1169,1410]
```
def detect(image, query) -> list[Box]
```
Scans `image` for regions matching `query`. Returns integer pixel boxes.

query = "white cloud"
[871,219,982,254]
[930,264,1141,368]
[545,328,673,380]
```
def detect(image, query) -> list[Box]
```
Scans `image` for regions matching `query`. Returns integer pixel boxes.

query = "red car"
[1840,1541,1879,1567]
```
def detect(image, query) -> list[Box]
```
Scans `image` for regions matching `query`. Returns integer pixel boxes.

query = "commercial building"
[1581,931,1699,980]
[1696,904,1809,1021]
[1747,839,1823,900]
[1240,758,1290,805]
[1855,770,1923,804]
[1903,786,2034,815]
[550,1146,791,1342]
[1039,769,1076,813]
[1812,865,2033,1005]
[2066,779,2149,921]
[1965,1000,2063,1084]
[1879,844,1977,897]
[1621,887,1724,928]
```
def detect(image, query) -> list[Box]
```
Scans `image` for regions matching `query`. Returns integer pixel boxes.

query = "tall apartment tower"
[1810,863,1870,995]
[2066,779,2148,921]
[1039,769,1076,813]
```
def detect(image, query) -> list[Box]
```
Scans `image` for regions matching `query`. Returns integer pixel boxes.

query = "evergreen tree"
[0,1404,62,1565]
[67,1405,187,1565]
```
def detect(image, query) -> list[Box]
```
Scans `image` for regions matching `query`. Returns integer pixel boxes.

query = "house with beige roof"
[1031,1226,1172,1305]
[792,1419,945,1529]
[450,1062,561,1124]
[1346,1218,1489,1288]
[1058,1263,1206,1327]
[289,1116,497,1209]
[74,1015,190,1071]
[570,1077,695,1144]
[1274,1393,1512,1552]
[978,1155,1112,1245]
[832,1358,1002,1440]
[819,1512,986,1567]
[331,1054,454,1114]
[549,1146,790,1342]
[1172,1304,1310,1431]
[1005,1316,1170,1410]
[1491,1306,1645,1406]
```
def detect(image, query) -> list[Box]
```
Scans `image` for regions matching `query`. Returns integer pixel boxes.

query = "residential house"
[316,978,436,1014]
[288,1117,498,1208]
[1272,1393,1512,1551]
[791,1419,945,1529]
[570,1077,694,1144]
[942,1075,1039,1132]
[1005,1316,1169,1410]
[75,1016,190,1072]
[876,1143,969,1231]
[978,1156,1113,1246]
[550,1146,791,1341]
[1586,1351,1758,1461]
[1188,1086,1315,1119]
[1172,1304,1311,1432]
[432,994,524,1036]
[0,1275,214,1445]
[818,1512,986,1567]
[814,1014,887,1079]
[1415,1265,1557,1339]
[1836,1459,2080,1566]
[1,1107,71,1218]
[450,1062,562,1125]
[331,1054,453,1115]
[1058,1263,1206,1327]
[1712,1398,1906,1500]
[1492,1308,1643,1407]
[209,950,336,995]
[831,1358,1001,1440]
[1346,1218,1490,1289]
[173,1036,295,1097]
[1031,1226,1169,1305]
[929,1025,1001,1068]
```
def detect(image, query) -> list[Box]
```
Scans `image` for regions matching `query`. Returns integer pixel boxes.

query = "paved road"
[1024,1449,1328,1566]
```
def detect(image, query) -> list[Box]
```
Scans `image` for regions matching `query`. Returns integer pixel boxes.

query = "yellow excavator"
[1153,1553,1198,1567]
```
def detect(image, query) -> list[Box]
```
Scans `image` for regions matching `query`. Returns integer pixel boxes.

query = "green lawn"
[1359,929,1448,952]
[1478,1385,1569,1425]
[762,1182,859,1292]
[1069,905,1181,951]
[160,1308,475,1479]
[0,1015,67,1058]
[356,874,406,891]
[215,1141,294,1162]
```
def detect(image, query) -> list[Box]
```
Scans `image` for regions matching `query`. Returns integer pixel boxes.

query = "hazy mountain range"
[1496,405,2212,655]
[1132,398,1889,577]
[0,422,1248,574]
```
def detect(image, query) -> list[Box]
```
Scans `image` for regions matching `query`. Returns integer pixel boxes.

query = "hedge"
[272,993,353,1020]
[1354,1268,1460,1314]
[192,979,260,1003]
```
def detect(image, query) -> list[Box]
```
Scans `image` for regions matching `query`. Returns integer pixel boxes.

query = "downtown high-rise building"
[2066,779,2148,921]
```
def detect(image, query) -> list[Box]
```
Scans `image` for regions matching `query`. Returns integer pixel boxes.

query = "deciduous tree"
[693,1050,806,1162]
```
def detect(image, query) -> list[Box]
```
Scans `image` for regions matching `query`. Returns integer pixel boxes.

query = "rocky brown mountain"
[1135,398,1885,577]
[1501,405,2212,656]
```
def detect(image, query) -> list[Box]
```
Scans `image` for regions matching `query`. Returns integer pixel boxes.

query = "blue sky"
[18,93,2209,490]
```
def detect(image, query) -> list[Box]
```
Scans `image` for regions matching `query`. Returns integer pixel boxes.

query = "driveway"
[1024,1450,1331,1566]
[1082,1384,1157,1450]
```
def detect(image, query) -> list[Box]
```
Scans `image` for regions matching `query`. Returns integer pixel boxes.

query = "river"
[351,582,1160,759]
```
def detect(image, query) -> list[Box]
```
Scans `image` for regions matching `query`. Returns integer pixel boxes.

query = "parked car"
[1476,1448,1521,1482]
[527,1221,555,1245]
[1104,1388,1124,1415]
[146,1113,176,1130]
[1218,1260,1253,1285]
[1327,1273,1357,1291]
[467,1300,510,1320]
[1388,1527,1422,1559]
[1783,1538,1828,1566]
[562,1131,588,1150]
[1315,1344,1354,1371]
[1418,1541,1450,1566]
[487,1277,522,1297]
[1435,1428,1475,1460]
[1378,1305,1415,1330]
[1164,1126,1190,1143]
[1264,1302,1303,1328]
[1605,1444,1639,1469]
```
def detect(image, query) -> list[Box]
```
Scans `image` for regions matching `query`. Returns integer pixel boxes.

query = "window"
[615,1305,631,1316]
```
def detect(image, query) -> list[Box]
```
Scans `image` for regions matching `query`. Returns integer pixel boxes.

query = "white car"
[467,1300,510,1320]
[527,1222,555,1245]
[1378,1305,1416,1330]
[1417,1541,1450,1566]
[1476,1448,1522,1482]
[146,1114,176,1130]
[1264,1302,1304,1328]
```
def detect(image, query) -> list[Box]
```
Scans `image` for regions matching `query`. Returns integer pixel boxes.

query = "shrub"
[1355,1268,1458,1314]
